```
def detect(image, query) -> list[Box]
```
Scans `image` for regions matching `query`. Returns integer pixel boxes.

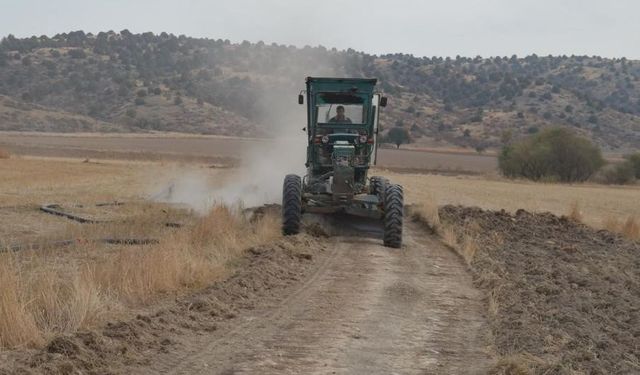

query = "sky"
[0,0,638,59]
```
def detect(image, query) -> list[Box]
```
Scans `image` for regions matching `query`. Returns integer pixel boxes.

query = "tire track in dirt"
[143,221,491,374]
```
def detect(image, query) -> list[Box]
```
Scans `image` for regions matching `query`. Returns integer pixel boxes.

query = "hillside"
[1,31,639,151]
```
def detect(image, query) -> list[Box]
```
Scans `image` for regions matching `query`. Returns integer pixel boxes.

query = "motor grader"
[282,77,403,248]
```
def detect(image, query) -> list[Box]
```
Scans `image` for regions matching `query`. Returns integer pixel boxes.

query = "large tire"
[383,184,403,248]
[282,174,302,235]
[369,176,389,198]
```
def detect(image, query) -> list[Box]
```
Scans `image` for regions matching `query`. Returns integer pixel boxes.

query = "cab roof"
[306,77,378,94]
[306,77,377,84]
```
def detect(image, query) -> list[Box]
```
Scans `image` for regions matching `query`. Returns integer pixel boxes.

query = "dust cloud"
[149,90,307,212]
[151,62,344,212]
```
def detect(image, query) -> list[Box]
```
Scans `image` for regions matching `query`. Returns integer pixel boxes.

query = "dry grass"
[602,215,640,241]
[413,201,480,265]
[567,200,584,222]
[0,158,281,349]
[0,205,280,349]
[0,148,9,159]
[489,354,537,375]
[410,195,441,232]
[460,234,479,264]
[0,257,44,348]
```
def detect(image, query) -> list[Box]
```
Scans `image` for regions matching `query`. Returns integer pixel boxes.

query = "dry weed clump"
[0,256,44,348]
[0,148,10,159]
[411,200,481,265]
[488,353,545,375]
[411,200,441,232]
[0,204,280,349]
[567,200,583,222]
[430,221,480,265]
[602,215,640,241]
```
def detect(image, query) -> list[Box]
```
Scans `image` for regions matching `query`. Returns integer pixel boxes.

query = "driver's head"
[336,105,345,117]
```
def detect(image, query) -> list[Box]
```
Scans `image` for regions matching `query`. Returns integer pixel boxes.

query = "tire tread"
[282,174,302,235]
[383,183,403,248]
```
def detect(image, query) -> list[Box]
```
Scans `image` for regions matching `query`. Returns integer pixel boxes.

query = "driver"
[329,106,352,123]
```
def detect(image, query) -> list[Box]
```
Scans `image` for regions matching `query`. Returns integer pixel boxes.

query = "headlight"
[322,135,329,144]
[359,135,368,144]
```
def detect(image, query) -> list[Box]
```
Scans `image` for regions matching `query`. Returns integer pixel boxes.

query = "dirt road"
[141,220,491,374]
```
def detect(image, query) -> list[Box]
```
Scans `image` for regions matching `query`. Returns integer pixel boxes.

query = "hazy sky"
[0,0,638,59]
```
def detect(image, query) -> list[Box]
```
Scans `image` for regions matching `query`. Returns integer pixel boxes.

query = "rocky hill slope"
[1,31,639,150]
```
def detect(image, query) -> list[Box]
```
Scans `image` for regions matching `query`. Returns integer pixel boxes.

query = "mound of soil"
[440,206,640,374]
[0,235,324,375]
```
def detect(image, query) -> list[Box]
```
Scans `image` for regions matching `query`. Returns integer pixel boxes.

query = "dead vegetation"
[0,158,281,350]
[0,205,280,349]
[0,148,9,159]
[1,233,321,375]
[603,215,640,241]
[567,200,584,222]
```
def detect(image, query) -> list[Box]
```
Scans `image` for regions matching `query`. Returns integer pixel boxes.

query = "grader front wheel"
[282,174,302,235]
[383,184,403,248]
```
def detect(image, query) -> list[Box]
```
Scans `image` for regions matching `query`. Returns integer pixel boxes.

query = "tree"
[386,127,411,148]
[68,49,86,59]
[498,127,604,182]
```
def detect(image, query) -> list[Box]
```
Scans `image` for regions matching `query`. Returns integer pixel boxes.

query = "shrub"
[68,49,86,59]
[498,127,604,182]
[173,95,183,105]
[625,152,640,178]
[596,162,636,185]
